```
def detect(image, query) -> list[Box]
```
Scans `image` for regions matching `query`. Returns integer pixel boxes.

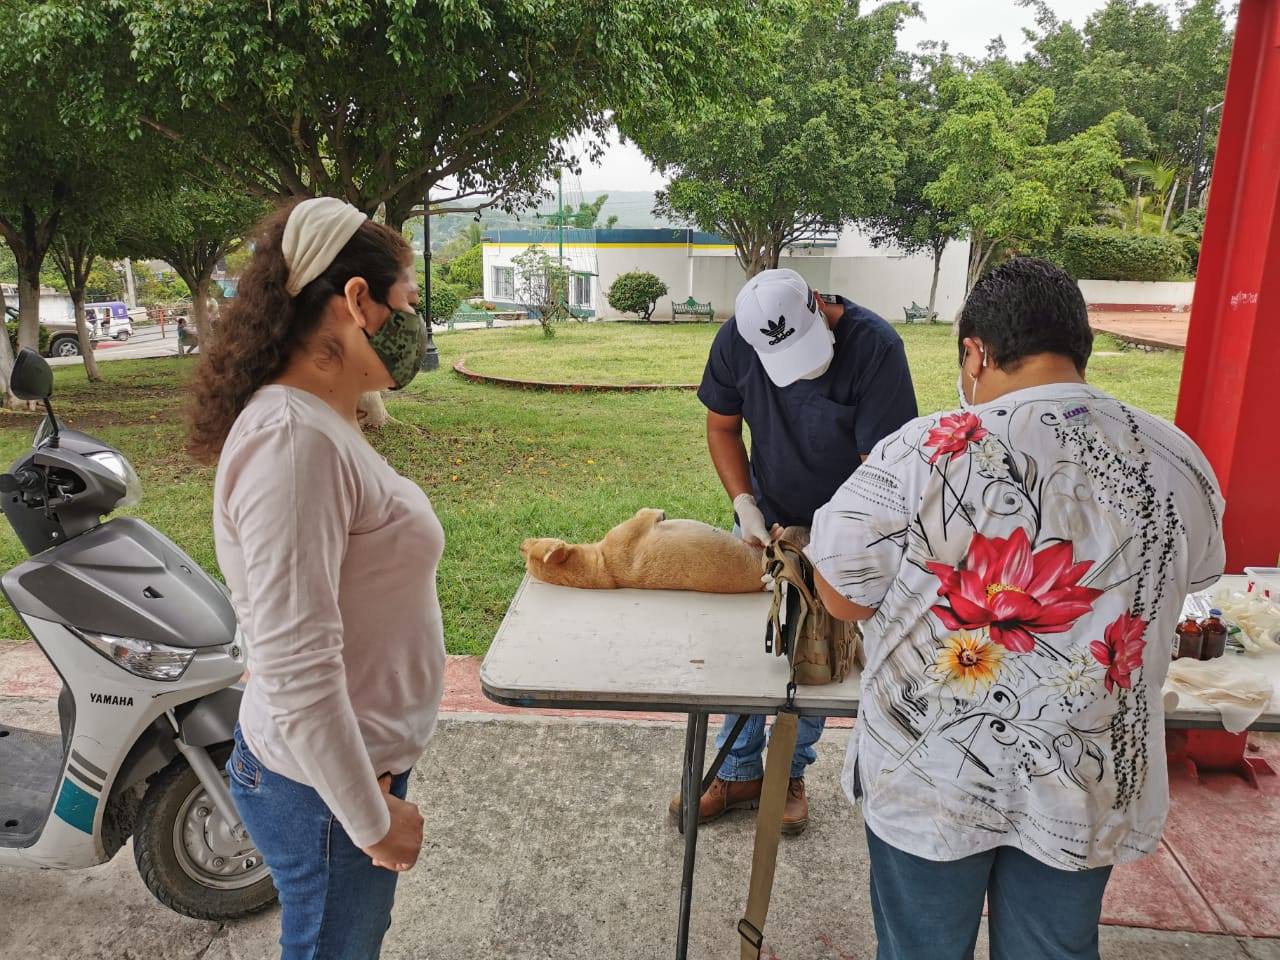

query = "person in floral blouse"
[806,257,1225,960]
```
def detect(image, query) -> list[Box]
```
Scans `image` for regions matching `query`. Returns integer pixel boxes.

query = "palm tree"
[1124,158,1181,233]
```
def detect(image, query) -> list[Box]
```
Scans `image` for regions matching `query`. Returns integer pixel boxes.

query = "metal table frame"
[480,576,1279,959]
[481,684,860,960]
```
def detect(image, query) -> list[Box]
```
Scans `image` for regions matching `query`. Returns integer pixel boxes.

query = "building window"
[572,273,592,308]
[492,266,514,301]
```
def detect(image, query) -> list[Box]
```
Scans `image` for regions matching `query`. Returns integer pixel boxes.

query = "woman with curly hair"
[189,197,438,959]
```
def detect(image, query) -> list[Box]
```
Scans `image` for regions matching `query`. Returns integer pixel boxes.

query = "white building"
[0,284,75,322]
[481,225,969,322]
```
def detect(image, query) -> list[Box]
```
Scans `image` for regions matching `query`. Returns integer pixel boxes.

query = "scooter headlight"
[87,451,144,509]
[76,629,196,681]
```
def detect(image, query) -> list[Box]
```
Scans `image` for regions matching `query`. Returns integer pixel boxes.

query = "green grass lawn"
[0,323,1184,653]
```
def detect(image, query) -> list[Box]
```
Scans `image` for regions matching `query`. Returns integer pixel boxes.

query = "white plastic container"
[1244,566,1280,600]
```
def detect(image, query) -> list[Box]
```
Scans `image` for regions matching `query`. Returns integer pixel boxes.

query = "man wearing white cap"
[674,267,917,833]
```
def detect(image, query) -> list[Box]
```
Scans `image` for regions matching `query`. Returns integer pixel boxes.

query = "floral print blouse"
[808,383,1225,869]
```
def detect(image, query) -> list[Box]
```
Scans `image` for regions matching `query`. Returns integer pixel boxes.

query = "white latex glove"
[733,493,770,547]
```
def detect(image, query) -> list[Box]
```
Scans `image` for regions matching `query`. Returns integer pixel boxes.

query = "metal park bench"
[903,301,938,323]
[671,296,714,321]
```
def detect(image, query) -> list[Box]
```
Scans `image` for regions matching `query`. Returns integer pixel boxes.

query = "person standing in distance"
[671,267,918,833]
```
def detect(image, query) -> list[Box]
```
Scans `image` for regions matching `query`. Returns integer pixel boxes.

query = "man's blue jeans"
[228,727,409,960]
[714,713,826,780]
[865,825,1112,960]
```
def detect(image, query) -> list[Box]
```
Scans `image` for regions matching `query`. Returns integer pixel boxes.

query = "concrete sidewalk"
[1,695,1275,960]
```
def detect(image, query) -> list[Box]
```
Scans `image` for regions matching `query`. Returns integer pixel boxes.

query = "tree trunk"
[0,282,19,406]
[1162,177,1180,233]
[72,297,101,382]
[927,239,946,319]
[16,272,42,351]
[189,272,214,344]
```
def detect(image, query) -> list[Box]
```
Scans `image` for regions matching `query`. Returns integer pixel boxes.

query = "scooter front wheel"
[133,744,277,920]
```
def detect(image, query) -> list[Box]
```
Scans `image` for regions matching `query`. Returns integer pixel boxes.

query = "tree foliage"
[512,245,569,338]
[444,244,483,297]
[28,0,760,229]
[111,173,266,341]
[624,0,907,276]
[1057,225,1188,281]
[1002,0,1231,210]
[863,45,966,314]
[607,271,669,320]
[925,71,1129,289]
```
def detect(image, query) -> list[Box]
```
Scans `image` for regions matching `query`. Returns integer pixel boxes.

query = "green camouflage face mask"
[365,308,427,390]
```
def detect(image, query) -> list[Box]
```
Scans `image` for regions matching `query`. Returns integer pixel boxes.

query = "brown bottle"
[1199,609,1227,660]
[1175,617,1203,660]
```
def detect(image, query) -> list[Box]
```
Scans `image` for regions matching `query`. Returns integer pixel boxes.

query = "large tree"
[925,71,1129,289]
[1008,0,1231,210]
[864,45,966,318]
[113,180,265,344]
[30,1,758,228]
[623,0,908,276]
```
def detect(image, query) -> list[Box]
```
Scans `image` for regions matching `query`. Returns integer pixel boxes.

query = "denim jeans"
[714,713,826,781]
[865,825,1112,960]
[228,727,409,960]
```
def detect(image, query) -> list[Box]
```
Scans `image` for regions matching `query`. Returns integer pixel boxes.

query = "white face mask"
[797,328,836,381]
[956,345,987,407]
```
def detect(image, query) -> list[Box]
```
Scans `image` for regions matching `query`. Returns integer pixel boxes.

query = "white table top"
[481,575,1280,730]
[480,576,860,715]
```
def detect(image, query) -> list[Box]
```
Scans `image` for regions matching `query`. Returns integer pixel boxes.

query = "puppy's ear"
[542,539,570,564]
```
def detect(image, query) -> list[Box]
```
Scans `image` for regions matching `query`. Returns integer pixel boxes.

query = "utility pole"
[1188,100,1225,215]
[557,167,564,269]
[420,188,439,372]
[123,259,137,308]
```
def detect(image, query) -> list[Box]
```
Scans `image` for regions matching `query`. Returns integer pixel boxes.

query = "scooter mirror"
[9,348,53,402]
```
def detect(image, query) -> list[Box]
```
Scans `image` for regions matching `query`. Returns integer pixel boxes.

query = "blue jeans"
[865,826,1112,960]
[714,713,826,781]
[228,728,409,960]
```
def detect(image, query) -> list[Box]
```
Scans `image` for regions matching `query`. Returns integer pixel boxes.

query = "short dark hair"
[957,257,1092,373]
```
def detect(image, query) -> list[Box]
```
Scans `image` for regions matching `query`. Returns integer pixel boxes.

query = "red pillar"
[1175,0,1280,573]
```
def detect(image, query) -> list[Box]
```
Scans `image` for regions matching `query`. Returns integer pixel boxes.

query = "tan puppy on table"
[521,508,765,593]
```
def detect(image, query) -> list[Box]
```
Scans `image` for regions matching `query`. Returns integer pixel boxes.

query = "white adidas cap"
[733,268,834,386]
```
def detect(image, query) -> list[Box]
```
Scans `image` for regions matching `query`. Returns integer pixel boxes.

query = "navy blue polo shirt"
[698,296,918,528]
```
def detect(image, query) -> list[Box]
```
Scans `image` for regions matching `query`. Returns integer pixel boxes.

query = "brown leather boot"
[668,776,762,825]
[781,777,809,835]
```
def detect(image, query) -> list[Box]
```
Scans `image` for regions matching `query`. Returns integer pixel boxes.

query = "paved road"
[1,687,1276,960]
[48,326,194,368]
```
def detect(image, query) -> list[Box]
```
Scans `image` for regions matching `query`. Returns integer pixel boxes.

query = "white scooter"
[0,349,275,919]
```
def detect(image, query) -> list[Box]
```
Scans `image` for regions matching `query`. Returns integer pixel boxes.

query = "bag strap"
[737,707,799,960]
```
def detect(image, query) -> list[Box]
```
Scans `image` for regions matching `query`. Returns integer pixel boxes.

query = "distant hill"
[408,189,678,252]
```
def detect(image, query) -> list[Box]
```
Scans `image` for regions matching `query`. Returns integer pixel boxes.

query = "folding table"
[480,575,1280,959]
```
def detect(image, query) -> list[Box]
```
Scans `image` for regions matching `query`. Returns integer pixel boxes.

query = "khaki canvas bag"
[762,529,859,685]
[739,529,862,959]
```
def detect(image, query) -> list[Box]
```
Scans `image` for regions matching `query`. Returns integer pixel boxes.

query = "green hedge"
[428,281,464,324]
[6,320,52,356]
[606,270,669,320]
[1057,226,1188,282]
[444,244,482,296]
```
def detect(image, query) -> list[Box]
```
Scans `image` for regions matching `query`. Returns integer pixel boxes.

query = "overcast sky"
[566,0,1189,194]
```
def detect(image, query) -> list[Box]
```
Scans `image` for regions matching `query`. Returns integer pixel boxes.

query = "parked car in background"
[85,300,134,340]
[6,305,98,358]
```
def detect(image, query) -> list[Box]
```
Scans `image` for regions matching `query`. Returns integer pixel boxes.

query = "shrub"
[6,319,52,356]
[444,244,483,296]
[1173,208,1206,275]
[428,281,464,325]
[1057,226,1188,281]
[607,271,669,320]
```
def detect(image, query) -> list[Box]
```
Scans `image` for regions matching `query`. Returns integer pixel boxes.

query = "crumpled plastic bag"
[1166,657,1275,733]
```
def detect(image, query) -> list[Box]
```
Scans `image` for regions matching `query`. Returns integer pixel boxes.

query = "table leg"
[676,711,708,960]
